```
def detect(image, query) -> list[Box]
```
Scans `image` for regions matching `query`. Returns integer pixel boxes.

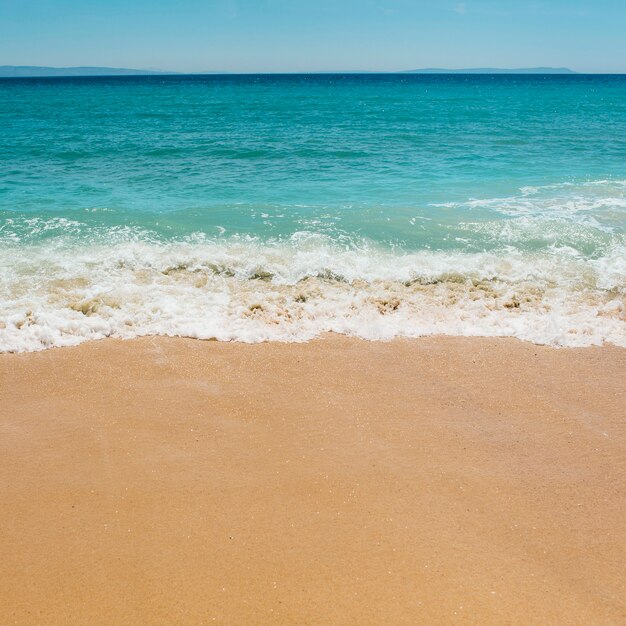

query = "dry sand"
[0,335,625,625]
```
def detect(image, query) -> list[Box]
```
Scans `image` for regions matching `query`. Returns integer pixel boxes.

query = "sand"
[0,335,624,625]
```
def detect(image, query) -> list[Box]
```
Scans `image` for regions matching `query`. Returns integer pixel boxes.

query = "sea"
[1,73,625,352]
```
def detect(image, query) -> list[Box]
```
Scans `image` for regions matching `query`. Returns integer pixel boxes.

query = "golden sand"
[1,336,624,624]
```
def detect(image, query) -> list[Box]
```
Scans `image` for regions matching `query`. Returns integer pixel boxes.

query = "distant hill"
[0,66,179,77]
[0,65,580,77]
[404,67,577,74]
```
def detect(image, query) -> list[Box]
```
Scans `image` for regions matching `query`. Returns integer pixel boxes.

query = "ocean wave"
[1,231,624,352]
[432,179,626,228]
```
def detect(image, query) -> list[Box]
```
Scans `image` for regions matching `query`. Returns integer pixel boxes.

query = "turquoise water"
[1,74,625,350]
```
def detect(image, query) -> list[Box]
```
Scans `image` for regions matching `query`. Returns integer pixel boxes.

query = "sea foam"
[1,229,624,352]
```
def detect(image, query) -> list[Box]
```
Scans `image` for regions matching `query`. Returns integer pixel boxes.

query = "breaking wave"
[1,224,624,352]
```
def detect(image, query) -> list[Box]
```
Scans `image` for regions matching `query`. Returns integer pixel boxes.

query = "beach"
[1,335,624,624]
[1,74,625,623]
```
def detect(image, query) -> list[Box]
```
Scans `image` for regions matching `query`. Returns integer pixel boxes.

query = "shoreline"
[3,328,626,355]
[1,335,624,624]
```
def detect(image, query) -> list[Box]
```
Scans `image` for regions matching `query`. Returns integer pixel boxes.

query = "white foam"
[433,179,626,227]
[1,232,624,352]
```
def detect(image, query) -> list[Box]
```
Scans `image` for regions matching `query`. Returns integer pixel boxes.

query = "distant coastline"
[0,65,580,77]
[404,67,577,74]
[0,65,179,77]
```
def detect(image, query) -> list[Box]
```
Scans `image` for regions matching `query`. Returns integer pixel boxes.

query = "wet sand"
[0,336,624,625]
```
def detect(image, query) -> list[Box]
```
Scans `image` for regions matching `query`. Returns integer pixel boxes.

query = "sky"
[0,0,625,73]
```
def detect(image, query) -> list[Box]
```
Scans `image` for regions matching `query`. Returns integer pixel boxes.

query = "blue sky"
[0,1,624,73]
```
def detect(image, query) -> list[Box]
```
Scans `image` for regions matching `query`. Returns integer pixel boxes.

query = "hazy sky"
[1,1,624,73]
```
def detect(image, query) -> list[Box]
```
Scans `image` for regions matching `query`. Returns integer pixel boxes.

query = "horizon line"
[2,65,626,77]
